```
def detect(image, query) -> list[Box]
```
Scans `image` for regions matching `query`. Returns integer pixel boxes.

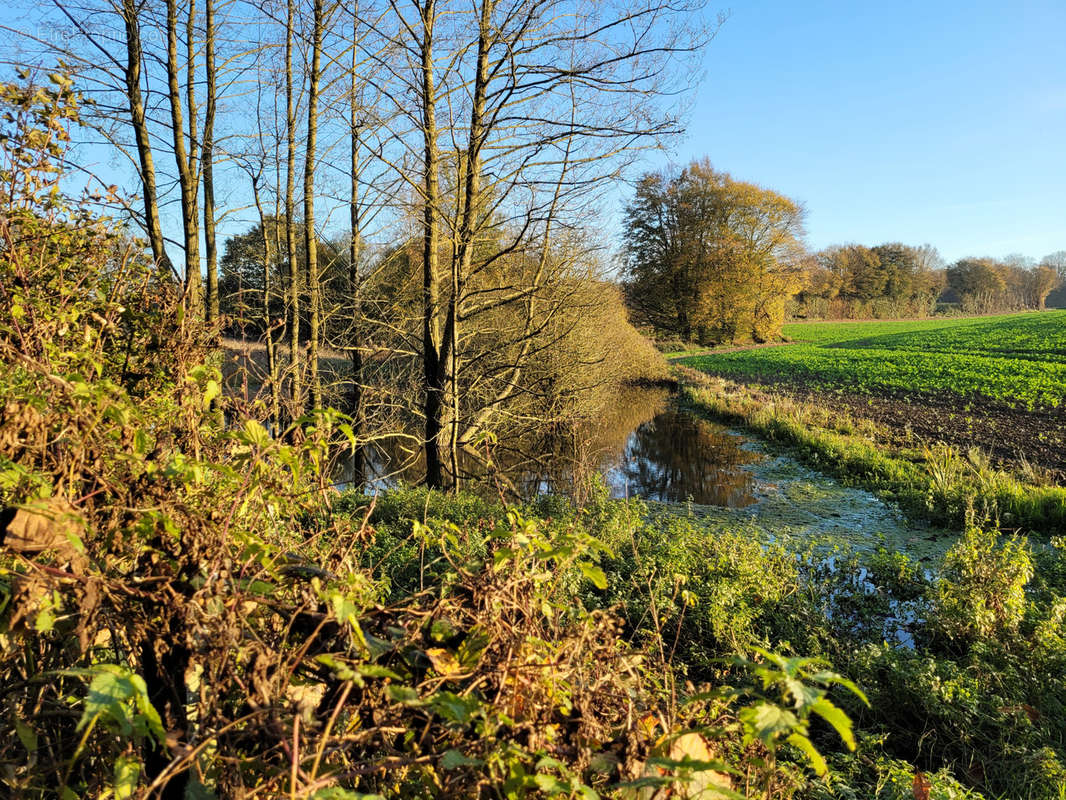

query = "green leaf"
[316,654,362,685]
[245,580,275,596]
[578,562,607,590]
[738,702,799,747]
[113,754,141,800]
[241,419,272,449]
[457,627,490,670]
[429,618,460,642]
[386,685,422,706]
[786,732,827,776]
[809,698,856,750]
[429,690,481,724]
[783,677,822,710]
[534,774,569,793]
[130,674,166,743]
[440,748,483,769]
[77,665,165,744]
[355,663,402,681]
[14,717,36,754]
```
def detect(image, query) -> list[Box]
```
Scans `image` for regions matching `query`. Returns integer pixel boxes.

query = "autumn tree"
[624,159,807,344]
[795,242,945,319]
[946,258,1007,312]
[1042,250,1066,308]
[1026,264,1061,309]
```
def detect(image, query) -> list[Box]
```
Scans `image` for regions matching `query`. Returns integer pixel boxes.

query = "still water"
[340,387,763,507]
[336,386,954,561]
[602,404,760,506]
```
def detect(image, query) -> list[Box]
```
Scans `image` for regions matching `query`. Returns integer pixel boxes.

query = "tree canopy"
[623,160,807,344]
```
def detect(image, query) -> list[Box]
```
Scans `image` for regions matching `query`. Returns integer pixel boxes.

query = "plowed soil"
[730,376,1066,481]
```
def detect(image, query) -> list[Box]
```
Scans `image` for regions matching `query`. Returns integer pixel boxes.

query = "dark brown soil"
[729,376,1066,482]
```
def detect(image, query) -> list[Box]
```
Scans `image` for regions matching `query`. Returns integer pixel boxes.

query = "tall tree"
[201,0,219,323]
[303,0,325,410]
[370,0,710,486]
[164,0,202,315]
[121,0,171,274]
[283,0,303,412]
[624,160,806,344]
[347,0,367,482]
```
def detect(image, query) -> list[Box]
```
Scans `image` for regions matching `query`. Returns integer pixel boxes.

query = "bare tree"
[121,0,170,272]
[201,0,219,322]
[164,0,203,314]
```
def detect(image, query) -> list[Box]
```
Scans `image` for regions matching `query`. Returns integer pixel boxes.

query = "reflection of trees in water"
[336,387,759,508]
[608,408,759,506]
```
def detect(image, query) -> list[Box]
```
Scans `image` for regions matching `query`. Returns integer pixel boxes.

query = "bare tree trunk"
[304,0,323,411]
[348,2,366,484]
[252,172,281,428]
[202,0,219,323]
[418,0,445,488]
[165,0,202,315]
[285,0,301,415]
[122,0,171,276]
[445,0,493,488]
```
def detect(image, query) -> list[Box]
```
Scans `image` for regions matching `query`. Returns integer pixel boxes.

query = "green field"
[680,311,1066,409]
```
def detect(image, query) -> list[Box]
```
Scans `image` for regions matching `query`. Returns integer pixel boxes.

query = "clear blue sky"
[649,0,1066,264]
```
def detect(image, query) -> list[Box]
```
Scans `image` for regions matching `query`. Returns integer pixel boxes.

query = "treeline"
[795,246,1064,319]
[5,0,706,488]
[794,242,945,319]
[623,161,1064,343]
[943,255,1063,314]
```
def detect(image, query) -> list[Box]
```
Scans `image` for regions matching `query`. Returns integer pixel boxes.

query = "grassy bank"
[675,368,1066,536]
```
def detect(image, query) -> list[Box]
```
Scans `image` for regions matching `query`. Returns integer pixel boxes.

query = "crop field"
[682,311,1066,410]
[680,311,1066,475]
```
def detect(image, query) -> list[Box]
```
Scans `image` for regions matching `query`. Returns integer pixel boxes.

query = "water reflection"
[605,406,760,506]
[336,386,761,508]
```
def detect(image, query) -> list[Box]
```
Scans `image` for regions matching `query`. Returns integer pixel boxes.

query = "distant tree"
[870,243,914,299]
[797,241,943,319]
[1041,250,1066,307]
[1042,250,1066,278]
[624,160,807,344]
[814,244,885,303]
[947,258,1007,312]
[219,218,287,337]
[1025,265,1061,309]
[1003,253,1036,270]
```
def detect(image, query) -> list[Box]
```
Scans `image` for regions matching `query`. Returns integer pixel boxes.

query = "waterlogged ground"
[611,406,956,562]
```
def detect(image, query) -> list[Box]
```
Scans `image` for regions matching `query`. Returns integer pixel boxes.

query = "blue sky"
[646,0,1066,263]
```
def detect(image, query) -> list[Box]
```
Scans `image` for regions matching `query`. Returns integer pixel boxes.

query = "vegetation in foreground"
[3,42,1066,800]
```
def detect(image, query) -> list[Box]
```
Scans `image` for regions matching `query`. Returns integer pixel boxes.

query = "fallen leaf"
[425,647,462,677]
[913,771,931,800]
[1,498,85,568]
